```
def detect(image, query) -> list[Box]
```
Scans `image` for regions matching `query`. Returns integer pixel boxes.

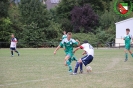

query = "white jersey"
[80,43,94,56]
[10,38,17,48]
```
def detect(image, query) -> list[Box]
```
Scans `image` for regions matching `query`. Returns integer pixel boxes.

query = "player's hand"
[76,39,79,42]
[64,61,67,66]
[54,51,56,55]
[82,53,85,55]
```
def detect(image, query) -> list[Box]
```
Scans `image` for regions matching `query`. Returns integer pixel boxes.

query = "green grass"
[0,48,133,88]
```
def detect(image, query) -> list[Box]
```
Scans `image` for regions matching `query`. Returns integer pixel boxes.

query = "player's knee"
[64,56,69,61]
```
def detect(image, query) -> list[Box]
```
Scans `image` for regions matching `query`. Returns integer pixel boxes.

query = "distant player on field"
[123,28,133,62]
[10,34,20,57]
[73,40,94,75]
[61,31,67,40]
[54,32,80,73]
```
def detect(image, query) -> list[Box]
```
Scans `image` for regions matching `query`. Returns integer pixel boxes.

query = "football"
[86,66,92,72]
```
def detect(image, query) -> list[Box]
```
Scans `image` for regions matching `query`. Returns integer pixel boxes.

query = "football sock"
[72,56,77,61]
[66,60,72,71]
[131,53,133,57]
[74,62,79,73]
[125,53,128,60]
[11,51,13,55]
[79,63,83,71]
[15,50,19,53]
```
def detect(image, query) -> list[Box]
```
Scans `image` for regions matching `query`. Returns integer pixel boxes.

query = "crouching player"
[54,32,80,73]
[73,40,94,75]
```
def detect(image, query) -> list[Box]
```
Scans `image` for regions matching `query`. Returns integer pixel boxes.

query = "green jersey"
[62,34,67,40]
[124,34,132,50]
[124,34,131,45]
[60,38,78,57]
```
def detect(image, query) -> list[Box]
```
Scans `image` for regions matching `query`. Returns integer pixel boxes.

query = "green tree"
[0,0,12,43]
[19,0,49,28]
[0,17,13,42]
[18,0,50,47]
[19,22,46,47]
[8,3,23,39]
[0,0,9,18]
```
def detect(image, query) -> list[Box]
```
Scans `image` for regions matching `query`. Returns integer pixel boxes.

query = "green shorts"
[65,52,77,63]
[66,52,73,58]
[125,45,130,50]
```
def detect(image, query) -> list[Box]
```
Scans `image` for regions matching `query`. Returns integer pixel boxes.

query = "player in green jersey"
[60,31,77,63]
[62,31,67,40]
[123,28,133,62]
[54,32,80,73]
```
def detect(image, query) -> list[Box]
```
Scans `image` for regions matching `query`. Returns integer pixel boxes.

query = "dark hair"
[126,28,130,31]
[83,40,88,43]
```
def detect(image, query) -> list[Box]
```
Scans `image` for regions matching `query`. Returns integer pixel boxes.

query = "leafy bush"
[72,33,98,47]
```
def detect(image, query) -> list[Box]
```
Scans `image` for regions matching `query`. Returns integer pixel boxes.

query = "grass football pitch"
[0,48,133,88]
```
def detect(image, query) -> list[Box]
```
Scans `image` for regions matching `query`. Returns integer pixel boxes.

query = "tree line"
[0,0,133,47]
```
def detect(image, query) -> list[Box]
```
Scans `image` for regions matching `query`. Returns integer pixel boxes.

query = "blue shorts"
[10,47,16,50]
[81,55,93,66]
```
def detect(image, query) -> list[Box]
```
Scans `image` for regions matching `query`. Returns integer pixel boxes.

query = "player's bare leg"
[64,55,73,73]
[128,50,133,57]
[124,49,128,62]
[64,55,70,66]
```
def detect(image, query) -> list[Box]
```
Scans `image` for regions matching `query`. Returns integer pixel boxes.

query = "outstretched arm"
[76,39,80,46]
[73,47,80,53]
[54,45,61,55]
[82,51,87,55]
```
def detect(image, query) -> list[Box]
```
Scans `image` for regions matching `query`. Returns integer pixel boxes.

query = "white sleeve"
[71,39,76,43]
[14,38,17,42]
[130,35,132,39]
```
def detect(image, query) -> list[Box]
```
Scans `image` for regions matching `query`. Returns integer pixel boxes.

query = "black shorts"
[81,55,93,66]
[10,47,16,50]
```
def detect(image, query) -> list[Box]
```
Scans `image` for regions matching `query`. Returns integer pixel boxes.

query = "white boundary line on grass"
[0,68,131,87]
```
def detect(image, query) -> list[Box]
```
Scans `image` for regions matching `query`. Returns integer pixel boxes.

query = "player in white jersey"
[10,34,20,57]
[72,40,94,75]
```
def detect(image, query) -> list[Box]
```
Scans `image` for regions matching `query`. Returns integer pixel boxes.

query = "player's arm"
[14,38,18,44]
[82,51,87,55]
[76,39,80,46]
[73,47,80,53]
[131,35,133,44]
[54,45,61,55]
[73,45,84,53]
[72,39,80,46]
[54,40,64,55]
[121,36,125,40]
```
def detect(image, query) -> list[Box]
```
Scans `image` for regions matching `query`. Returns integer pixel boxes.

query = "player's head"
[67,32,72,39]
[11,34,14,38]
[126,28,130,34]
[83,40,89,43]
[63,31,66,35]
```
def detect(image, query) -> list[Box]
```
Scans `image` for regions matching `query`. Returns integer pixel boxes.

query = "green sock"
[71,56,77,61]
[125,53,128,60]
[131,53,133,57]
[66,60,72,71]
